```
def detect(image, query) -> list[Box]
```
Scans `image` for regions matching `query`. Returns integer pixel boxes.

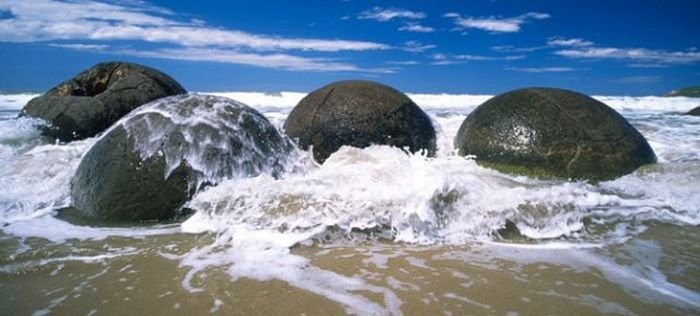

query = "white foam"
[573,240,700,308]
[0,90,698,314]
[0,90,697,242]
[601,162,700,225]
[594,95,699,113]
[407,93,490,110]
[3,92,699,113]
[0,93,38,111]
[0,117,48,161]
[624,112,700,163]
[177,227,402,314]
[0,138,94,224]
[106,94,293,188]
[447,241,700,310]
[183,145,632,244]
[2,214,181,243]
[204,91,306,109]
[201,91,700,113]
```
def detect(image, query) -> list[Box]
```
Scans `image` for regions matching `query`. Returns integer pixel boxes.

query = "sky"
[0,0,699,95]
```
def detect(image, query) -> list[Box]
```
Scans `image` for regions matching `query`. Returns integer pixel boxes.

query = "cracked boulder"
[454,87,656,181]
[283,80,436,163]
[22,61,186,141]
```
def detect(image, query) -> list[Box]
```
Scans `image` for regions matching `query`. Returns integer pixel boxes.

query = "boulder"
[22,61,186,141]
[454,87,656,181]
[283,80,436,163]
[71,94,293,222]
[688,106,700,116]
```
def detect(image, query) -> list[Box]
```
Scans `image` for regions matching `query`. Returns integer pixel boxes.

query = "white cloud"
[445,12,550,33]
[541,35,700,65]
[491,45,547,53]
[454,54,525,61]
[556,46,700,64]
[506,66,577,73]
[401,41,436,53]
[387,60,419,65]
[48,43,110,50]
[0,0,394,73]
[118,47,394,73]
[430,53,524,65]
[398,22,435,33]
[189,19,207,26]
[547,37,594,47]
[358,7,425,21]
[430,53,455,65]
[0,0,389,52]
[522,12,550,20]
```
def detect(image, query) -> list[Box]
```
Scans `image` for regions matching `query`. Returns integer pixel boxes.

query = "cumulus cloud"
[505,66,577,73]
[445,11,550,33]
[358,7,426,21]
[0,0,392,72]
[398,22,435,33]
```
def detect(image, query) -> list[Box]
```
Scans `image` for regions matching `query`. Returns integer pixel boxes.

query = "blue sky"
[0,0,699,95]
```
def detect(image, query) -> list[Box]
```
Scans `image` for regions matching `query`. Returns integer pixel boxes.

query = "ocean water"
[0,92,699,315]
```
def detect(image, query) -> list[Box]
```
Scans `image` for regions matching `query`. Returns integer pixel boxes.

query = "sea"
[0,91,698,315]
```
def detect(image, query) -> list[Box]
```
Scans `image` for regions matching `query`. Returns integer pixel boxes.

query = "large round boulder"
[22,61,186,141]
[71,94,293,222]
[283,80,436,163]
[454,87,656,181]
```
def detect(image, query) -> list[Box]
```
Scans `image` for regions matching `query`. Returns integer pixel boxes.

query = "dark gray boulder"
[688,106,700,116]
[454,87,656,181]
[71,94,293,222]
[283,80,436,163]
[22,62,186,141]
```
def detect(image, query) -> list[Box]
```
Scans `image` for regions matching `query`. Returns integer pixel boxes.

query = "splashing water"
[108,94,294,189]
[1,92,699,314]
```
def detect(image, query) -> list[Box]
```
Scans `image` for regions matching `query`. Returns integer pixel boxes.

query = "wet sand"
[2,222,698,315]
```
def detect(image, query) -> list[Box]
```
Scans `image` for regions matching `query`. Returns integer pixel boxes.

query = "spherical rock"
[454,87,656,181]
[688,106,700,116]
[283,80,436,163]
[22,61,186,141]
[71,94,293,222]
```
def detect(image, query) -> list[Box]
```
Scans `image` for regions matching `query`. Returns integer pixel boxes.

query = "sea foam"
[1,91,698,314]
[1,92,698,113]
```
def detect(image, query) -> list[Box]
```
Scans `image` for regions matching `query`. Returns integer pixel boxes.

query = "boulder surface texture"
[22,61,186,141]
[284,80,436,163]
[71,94,292,222]
[454,87,656,181]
